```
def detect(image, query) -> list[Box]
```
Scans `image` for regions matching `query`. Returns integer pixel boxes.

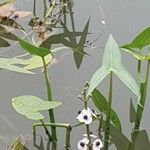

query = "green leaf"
[0,58,33,74]
[121,27,150,60]
[122,27,150,50]
[130,98,136,123]
[87,34,140,100]
[19,39,50,58]
[12,95,62,120]
[92,89,122,129]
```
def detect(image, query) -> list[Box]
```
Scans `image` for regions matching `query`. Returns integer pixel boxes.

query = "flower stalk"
[104,71,113,150]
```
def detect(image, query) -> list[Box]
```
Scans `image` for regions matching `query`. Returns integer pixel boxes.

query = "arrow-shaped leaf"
[87,35,140,100]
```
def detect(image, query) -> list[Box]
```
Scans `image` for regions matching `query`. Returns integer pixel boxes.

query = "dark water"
[0,0,150,149]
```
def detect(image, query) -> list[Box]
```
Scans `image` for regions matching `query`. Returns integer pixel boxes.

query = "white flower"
[76,108,97,124]
[77,138,89,150]
[92,139,103,150]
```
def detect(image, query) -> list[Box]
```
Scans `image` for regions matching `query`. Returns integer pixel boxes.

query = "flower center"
[78,110,81,114]
[83,115,88,120]
[80,142,85,147]
[96,141,100,146]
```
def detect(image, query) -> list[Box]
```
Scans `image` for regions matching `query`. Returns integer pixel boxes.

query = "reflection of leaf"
[73,18,90,68]
[19,39,50,58]
[12,95,62,120]
[92,89,122,130]
[0,25,18,41]
[0,57,33,74]
[132,130,150,150]
[130,98,136,123]
[0,36,10,47]
[40,32,84,48]
[41,19,90,68]
[87,35,140,102]
[23,54,53,70]
[108,122,131,150]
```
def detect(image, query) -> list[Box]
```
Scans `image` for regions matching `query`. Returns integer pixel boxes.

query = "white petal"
[82,137,89,145]
[83,134,97,139]
[76,114,84,123]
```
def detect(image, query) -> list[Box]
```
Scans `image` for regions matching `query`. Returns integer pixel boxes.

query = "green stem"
[134,60,150,131]
[104,72,113,150]
[42,57,57,142]
[83,94,92,150]
[33,122,72,149]
[40,120,52,140]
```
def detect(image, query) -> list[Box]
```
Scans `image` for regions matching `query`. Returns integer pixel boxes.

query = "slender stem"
[65,126,72,149]
[104,72,113,150]
[137,60,141,82]
[40,120,52,140]
[42,57,57,141]
[33,122,72,149]
[83,94,92,150]
[134,60,150,131]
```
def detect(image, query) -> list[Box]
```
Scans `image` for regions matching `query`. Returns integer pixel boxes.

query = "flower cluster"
[76,82,103,150]
[78,135,103,150]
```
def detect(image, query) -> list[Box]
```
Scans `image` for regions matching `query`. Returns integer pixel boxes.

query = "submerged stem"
[42,57,57,142]
[33,0,36,16]
[104,72,113,150]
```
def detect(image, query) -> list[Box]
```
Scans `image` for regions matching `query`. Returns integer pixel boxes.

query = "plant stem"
[83,93,92,150]
[134,60,150,131]
[40,119,52,140]
[33,122,72,149]
[42,57,57,142]
[104,71,113,150]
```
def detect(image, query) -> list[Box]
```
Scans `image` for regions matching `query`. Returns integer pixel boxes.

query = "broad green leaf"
[12,95,62,120]
[87,34,140,100]
[0,58,33,74]
[19,39,50,58]
[121,27,150,60]
[130,98,136,123]
[92,89,122,129]
[122,27,150,50]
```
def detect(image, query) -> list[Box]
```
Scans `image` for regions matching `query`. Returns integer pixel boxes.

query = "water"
[0,0,150,149]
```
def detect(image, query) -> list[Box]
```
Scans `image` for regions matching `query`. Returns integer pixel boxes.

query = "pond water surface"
[0,0,150,150]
